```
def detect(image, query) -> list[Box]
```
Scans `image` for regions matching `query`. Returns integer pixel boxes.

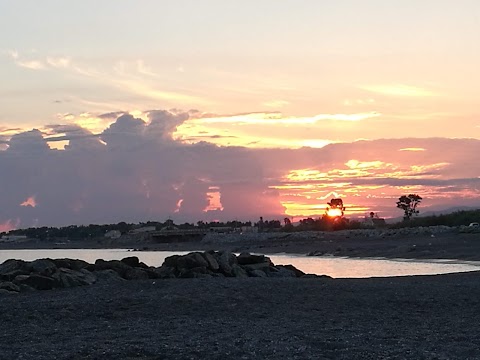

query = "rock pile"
[0,251,314,294]
[156,251,310,279]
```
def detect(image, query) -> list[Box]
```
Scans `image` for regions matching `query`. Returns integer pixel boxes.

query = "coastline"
[2,229,480,261]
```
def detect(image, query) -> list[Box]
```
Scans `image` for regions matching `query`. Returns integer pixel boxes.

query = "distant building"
[105,230,122,239]
[129,226,156,234]
[241,226,258,233]
[0,235,28,242]
[363,213,386,227]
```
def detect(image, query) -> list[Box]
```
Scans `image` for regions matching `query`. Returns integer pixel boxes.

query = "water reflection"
[1,249,479,278]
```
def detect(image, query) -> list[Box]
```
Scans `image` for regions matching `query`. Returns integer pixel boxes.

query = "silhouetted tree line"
[390,209,480,228]
[2,209,479,240]
[292,215,363,232]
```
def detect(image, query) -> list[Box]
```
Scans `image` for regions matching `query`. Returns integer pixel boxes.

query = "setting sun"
[326,208,344,218]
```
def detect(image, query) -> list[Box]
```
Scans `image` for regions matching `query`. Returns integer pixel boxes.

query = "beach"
[2,228,480,359]
[2,272,480,359]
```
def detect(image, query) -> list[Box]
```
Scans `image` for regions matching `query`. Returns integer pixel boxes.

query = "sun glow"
[326,208,343,217]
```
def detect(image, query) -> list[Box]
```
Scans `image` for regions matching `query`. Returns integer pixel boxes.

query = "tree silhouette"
[326,198,345,218]
[396,194,422,221]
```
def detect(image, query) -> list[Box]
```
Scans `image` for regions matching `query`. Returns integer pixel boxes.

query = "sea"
[1,249,479,278]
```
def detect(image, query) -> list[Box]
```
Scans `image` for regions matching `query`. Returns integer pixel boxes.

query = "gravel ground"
[2,272,480,359]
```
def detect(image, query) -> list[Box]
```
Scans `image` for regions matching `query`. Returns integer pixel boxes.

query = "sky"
[1,1,480,230]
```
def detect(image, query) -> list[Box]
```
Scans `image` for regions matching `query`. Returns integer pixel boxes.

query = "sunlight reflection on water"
[1,249,479,278]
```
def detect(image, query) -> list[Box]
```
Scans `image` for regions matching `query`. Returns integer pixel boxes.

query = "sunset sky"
[1,1,480,230]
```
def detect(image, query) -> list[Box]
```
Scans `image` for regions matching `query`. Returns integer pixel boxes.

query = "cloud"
[7,129,50,153]
[6,51,208,106]
[98,111,127,120]
[46,56,71,68]
[263,100,290,108]
[360,84,438,97]
[192,111,381,125]
[399,147,426,152]
[0,114,479,228]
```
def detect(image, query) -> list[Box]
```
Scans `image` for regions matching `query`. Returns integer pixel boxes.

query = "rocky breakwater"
[0,251,317,294]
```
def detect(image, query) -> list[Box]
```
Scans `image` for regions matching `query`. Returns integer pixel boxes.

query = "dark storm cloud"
[7,129,50,154]
[1,115,479,229]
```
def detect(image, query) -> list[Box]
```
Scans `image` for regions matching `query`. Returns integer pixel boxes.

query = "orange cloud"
[361,84,438,97]
[20,196,37,208]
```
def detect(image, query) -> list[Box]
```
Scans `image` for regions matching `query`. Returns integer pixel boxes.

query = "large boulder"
[276,264,305,278]
[28,259,57,277]
[95,269,125,283]
[124,268,149,280]
[268,266,297,278]
[176,252,209,270]
[52,268,97,288]
[178,266,210,278]
[163,255,181,268]
[52,258,89,271]
[15,274,55,290]
[121,256,140,268]
[202,252,220,271]
[0,259,29,279]
[237,252,271,265]
[94,259,131,278]
[153,266,176,279]
[215,251,237,275]
[241,262,271,272]
[231,264,248,278]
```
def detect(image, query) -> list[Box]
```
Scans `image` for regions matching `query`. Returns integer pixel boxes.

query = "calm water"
[1,249,479,278]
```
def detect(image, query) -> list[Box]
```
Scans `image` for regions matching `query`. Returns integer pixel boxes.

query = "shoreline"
[1,228,480,261]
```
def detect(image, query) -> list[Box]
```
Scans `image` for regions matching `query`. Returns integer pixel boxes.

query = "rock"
[0,281,20,292]
[268,266,297,278]
[179,266,209,278]
[15,274,55,290]
[95,269,125,282]
[137,262,149,269]
[121,256,140,268]
[79,269,97,284]
[0,259,28,276]
[28,259,57,277]
[141,267,161,279]
[215,252,237,274]
[241,261,271,272]
[124,268,149,280]
[153,266,176,279]
[51,268,97,288]
[52,269,87,288]
[202,252,219,271]
[163,255,181,268]
[237,252,271,265]
[277,264,305,278]
[52,258,89,271]
[0,269,29,282]
[176,252,209,269]
[249,269,267,277]
[231,264,248,278]
[94,259,131,277]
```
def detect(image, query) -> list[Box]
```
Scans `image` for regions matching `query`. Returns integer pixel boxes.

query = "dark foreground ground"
[2,272,480,359]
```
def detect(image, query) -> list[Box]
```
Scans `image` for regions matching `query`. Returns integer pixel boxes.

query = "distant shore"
[1,226,480,261]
